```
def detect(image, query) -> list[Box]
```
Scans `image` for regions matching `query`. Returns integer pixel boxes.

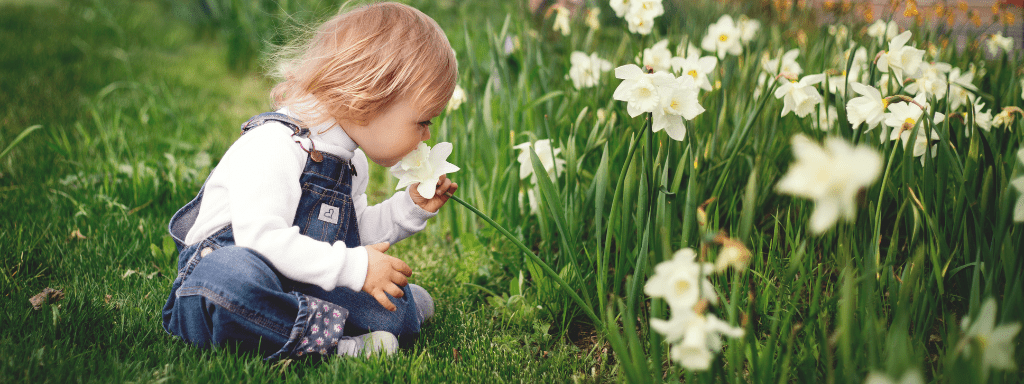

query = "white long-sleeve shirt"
[184,108,435,292]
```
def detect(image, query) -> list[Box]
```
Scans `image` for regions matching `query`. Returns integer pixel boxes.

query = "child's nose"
[422,129,431,141]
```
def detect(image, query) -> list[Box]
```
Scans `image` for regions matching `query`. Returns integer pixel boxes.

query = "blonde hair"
[270,2,458,127]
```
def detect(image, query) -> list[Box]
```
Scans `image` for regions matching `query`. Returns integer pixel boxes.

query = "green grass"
[0,1,601,382]
[4,0,1024,382]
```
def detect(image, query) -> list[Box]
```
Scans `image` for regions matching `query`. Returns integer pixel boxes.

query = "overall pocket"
[295,182,353,243]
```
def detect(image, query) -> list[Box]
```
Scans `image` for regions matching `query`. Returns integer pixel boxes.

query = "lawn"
[0,0,600,382]
[2,0,1023,383]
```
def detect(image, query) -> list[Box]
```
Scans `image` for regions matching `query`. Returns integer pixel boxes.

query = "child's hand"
[362,242,412,311]
[410,175,458,213]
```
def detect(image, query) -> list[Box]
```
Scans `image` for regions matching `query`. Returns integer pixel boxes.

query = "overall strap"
[240,112,324,162]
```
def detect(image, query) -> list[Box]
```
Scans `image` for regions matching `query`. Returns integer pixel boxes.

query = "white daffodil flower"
[612,64,660,117]
[625,11,655,35]
[447,84,466,112]
[888,120,940,165]
[665,312,745,371]
[762,48,803,76]
[877,31,925,85]
[568,51,613,90]
[629,0,664,19]
[753,73,769,100]
[669,331,714,370]
[390,142,460,199]
[518,188,539,214]
[776,134,883,234]
[649,309,692,343]
[714,241,751,272]
[643,39,673,72]
[828,47,868,95]
[677,41,702,60]
[960,297,1022,372]
[828,24,849,44]
[652,73,704,141]
[883,99,925,132]
[866,19,899,44]
[883,94,943,139]
[701,15,743,59]
[948,67,978,112]
[585,7,601,30]
[610,0,632,18]
[624,0,663,35]
[992,109,1015,129]
[670,54,717,91]
[964,99,994,134]
[875,73,895,96]
[863,370,924,384]
[905,61,952,99]
[774,74,826,118]
[1013,148,1024,222]
[551,5,571,36]
[737,15,760,45]
[513,139,566,184]
[986,32,1014,56]
[643,248,718,311]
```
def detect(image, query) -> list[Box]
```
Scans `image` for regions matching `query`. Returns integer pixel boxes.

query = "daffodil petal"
[417,180,436,199]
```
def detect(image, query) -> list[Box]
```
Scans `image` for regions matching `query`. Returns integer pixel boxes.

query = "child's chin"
[372,158,400,168]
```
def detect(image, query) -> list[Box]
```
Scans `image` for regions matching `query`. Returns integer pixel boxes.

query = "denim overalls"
[161,113,420,360]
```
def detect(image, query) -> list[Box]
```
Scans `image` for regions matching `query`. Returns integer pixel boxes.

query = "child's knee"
[185,246,281,291]
[168,246,297,348]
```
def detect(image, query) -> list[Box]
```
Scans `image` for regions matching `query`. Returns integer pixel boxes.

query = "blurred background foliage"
[2,0,1023,382]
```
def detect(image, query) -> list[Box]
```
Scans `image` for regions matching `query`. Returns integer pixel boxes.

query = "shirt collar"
[277,105,359,158]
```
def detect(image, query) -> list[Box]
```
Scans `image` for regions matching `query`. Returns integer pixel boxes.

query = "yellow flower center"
[674,280,691,295]
[719,34,728,42]
[688,70,698,79]
[882,99,890,109]
[904,117,916,126]
[670,99,680,110]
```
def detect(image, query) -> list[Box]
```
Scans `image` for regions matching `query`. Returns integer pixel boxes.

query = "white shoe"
[336,331,398,357]
[409,283,434,323]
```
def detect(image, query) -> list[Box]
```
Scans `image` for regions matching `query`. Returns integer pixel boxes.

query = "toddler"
[161,2,458,359]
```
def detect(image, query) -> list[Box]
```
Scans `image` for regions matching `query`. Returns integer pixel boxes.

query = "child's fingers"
[373,291,397,311]
[389,257,413,277]
[435,177,457,197]
[390,270,409,287]
[434,177,452,197]
[368,242,390,253]
[385,283,405,298]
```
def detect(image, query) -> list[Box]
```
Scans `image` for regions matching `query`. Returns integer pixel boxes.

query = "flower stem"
[872,143,901,265]
[444,193,605,330]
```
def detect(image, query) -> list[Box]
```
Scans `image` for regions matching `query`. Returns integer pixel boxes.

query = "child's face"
[341,96,437,167]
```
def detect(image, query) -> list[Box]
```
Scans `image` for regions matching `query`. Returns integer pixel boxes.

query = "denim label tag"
[317,203,340,224]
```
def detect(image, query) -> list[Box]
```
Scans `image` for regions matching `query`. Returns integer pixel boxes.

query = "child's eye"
[418,120,433,128]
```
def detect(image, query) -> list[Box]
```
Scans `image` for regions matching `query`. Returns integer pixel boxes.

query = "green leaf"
[529,145,576,256]
[0,125,43,161]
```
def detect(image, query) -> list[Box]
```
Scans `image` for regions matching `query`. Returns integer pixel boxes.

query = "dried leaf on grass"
[68,229,87,241]
[122,269,159,279]
[29,287,64,310]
